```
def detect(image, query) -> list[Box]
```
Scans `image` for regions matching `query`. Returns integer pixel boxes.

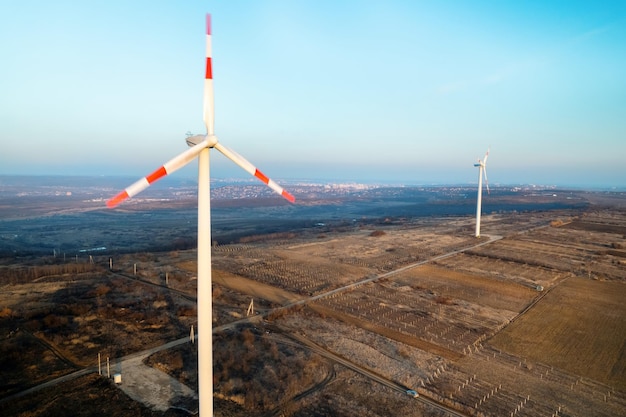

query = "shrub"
[43,314,69,328]
[68,304,90,316]
[92,285,110,297]
[0,306,12,318]
[434,295,453,305]
[213,286,222,299]
[177,306,197,317]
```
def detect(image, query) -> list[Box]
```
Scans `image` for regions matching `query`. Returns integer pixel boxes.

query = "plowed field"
[490,276,626,390]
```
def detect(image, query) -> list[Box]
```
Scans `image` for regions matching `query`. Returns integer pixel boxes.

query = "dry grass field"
[490,276,626,390]
[1,192,625,416]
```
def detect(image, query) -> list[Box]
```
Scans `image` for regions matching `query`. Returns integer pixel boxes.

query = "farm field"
[0,185,625,416]
[490,276,626,390]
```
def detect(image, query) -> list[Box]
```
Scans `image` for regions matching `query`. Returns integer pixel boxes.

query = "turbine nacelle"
[186,134,218,148]
[474,148,489,194]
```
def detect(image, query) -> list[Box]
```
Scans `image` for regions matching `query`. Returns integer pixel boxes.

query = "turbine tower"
[106,14,295,416]
[474,149,489,238]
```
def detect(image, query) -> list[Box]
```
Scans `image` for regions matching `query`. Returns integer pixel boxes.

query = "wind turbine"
[474,149,489,238]
[106,14,295,417]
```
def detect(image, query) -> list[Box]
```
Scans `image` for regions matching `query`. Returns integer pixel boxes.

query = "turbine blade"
[214,142,295,203]
[204,14,214,135]
[483,166,490,194]
[107,140,209,208]
[483,149,489,166]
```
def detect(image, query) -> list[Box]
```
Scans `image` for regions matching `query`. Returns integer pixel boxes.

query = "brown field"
[0,373,173,417]
[490,276,626,389]
[1,197,626,416]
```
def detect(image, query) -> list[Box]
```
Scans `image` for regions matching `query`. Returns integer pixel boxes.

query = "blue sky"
[1,1,625,188]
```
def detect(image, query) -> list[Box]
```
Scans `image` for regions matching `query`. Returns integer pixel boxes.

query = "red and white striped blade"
[107,140,209,208]
[483,149,489,166]
[214,142,295,203]
[204,14,214,136]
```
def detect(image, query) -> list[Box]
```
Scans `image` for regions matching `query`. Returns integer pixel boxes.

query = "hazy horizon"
[1,173,623,192]
[2,1,625,189]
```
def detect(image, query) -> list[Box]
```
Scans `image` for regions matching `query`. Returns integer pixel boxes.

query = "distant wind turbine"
[106,14,295,417]
[474,149,489,238]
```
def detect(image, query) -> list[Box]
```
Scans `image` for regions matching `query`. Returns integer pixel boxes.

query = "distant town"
[0,174,570,205]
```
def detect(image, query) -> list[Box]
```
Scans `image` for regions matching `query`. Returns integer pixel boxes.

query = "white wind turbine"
[106,14,295,417]
[474,149,489,238]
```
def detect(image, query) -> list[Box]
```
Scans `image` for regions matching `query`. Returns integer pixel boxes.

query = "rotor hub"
[206,134,218,148]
